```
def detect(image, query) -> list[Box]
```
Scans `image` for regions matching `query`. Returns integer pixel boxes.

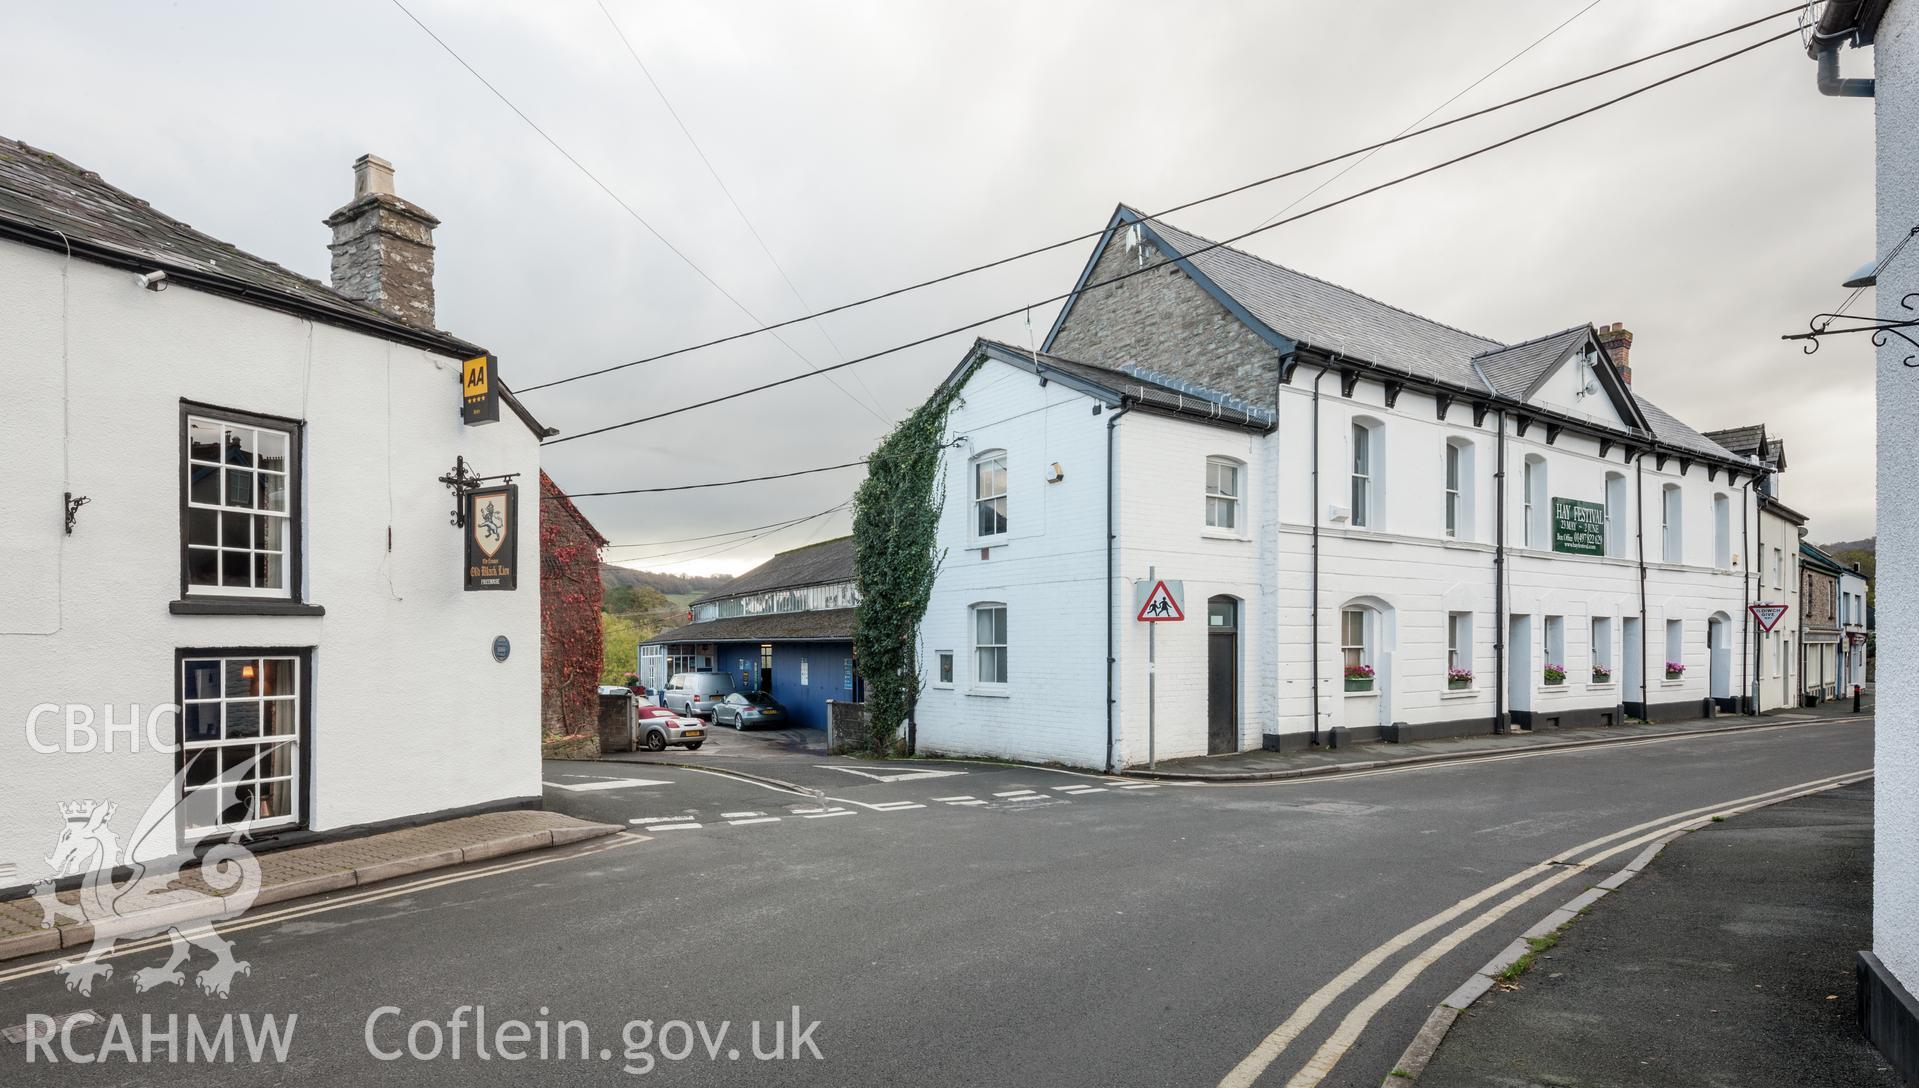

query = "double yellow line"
[0,832,648,988]
[1217,768,1874,1088]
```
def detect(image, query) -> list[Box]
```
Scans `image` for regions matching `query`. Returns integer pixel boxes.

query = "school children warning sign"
[1135,580,1185,622]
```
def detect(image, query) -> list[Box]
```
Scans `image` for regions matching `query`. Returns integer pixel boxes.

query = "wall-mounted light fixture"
[132,270,169,292]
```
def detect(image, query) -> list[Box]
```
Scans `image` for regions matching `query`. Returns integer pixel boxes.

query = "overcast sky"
[4,0,1879,573]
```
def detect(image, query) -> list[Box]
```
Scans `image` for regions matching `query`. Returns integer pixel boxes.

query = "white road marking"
[868,801,926,811]
[932,795,976,802]
[628,817,692,825]
[721,811,763,818]
[1216,769,1874,1088]
[947,799,989,806]
[994,790,1040,798]
[1117,783,1161,790]
[816,765,971,783]
[1056,786,1107,794]
[649,822,702,831]
[542,778,671,792]
[728,817,780,826]
[802,810,854,819]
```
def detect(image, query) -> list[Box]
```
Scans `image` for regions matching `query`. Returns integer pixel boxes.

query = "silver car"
[711,691,787,730]
[636,705,706,751]
[661,672,738,719]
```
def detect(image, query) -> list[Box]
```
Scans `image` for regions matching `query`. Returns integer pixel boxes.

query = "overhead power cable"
[591,0,891,423]
[1258,0,1607,228]
[607,502,850,565]
[517,4,1803,395]
[543,26,1798,447]
[387,0,889,427]
[567,459,869,498]
[602,509,838,550]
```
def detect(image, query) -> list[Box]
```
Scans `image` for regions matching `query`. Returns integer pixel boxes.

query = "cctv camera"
[133,270,169,292]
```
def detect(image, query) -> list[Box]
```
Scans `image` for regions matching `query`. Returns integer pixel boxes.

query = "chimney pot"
[324,154,440,327]
[1597,321,1634,385]
[352,153,396,199]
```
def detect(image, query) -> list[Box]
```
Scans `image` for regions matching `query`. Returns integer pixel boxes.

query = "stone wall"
[1047,230,1276,405]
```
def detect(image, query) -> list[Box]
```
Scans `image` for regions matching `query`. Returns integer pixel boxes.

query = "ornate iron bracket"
[436,455,520,528]
[63,492,89,535]
[1782,292,1919,366]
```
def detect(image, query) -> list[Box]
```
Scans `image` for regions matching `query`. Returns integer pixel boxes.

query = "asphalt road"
[0,715,1873,1087]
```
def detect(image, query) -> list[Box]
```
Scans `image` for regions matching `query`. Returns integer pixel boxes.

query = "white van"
[662,672,739,718]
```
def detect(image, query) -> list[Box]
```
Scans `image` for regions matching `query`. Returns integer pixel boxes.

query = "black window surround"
[173,400,323,617]
[173,645,314,843]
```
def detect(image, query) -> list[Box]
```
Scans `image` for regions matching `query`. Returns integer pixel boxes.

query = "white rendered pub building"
[0,140,548,892]
[913,207,1778,771]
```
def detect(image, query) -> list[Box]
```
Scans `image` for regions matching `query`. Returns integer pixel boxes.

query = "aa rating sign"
[1135,579,1185,622]
[1749,603,1790,632]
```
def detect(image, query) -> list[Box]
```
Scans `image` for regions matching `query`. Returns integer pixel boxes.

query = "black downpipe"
[1104,399,1132,772]
[1493,410,1508,734]
[1755,494,1765,713]
[1740,482,1751,713]
[1635,457,1650,719]
[1308,365,1328,746]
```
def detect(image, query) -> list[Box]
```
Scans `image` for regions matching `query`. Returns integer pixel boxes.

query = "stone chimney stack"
[1597,322,1634,384]
[324,154,440,327]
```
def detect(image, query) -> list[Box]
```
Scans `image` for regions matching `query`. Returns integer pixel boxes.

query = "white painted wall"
[0,241,543,879]
[1752,507,1804,712]
[1873,0,1919,995]
[917,353,1763,771]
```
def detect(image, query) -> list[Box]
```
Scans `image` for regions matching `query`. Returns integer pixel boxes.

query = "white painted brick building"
[914,208,1777,771]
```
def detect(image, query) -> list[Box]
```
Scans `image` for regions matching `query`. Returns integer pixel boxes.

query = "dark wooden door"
[1207,597,1239,754]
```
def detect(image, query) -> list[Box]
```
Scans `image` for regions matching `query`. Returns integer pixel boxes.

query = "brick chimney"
[1597,322,1634,384]
[324,154,440,327]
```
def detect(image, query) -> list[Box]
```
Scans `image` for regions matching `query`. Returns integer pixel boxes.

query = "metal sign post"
[1133,572,1185,770]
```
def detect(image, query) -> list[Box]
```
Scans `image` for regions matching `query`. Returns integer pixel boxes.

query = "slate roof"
[0,135,551,436]
[646,608,855,645]
[1127,208,1503,391]
[1472,327,1590,398]
[694,536,855,605]
[1637,400,1741,461]
[972,339,1273,429]
[1699,424,1766,458]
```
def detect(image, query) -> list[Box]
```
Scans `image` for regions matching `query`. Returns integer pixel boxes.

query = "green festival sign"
[1552,497,1606,556]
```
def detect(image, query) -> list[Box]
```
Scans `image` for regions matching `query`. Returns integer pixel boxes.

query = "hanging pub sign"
[1551,497,1606,556]
[462,353,500,426]
[465,483,518,591]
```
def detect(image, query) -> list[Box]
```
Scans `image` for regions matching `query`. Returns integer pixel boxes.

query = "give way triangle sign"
[1136,580,1185,622]
[1749,603,1790,632]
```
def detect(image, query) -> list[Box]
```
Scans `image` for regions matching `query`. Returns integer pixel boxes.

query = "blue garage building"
[638,537,862,734]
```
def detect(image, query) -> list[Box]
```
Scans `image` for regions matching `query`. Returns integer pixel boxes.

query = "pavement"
[0,809,619,963]
[0,715,1873,1086]
[1144,698,1871,780]
[1414,780,1898,1088]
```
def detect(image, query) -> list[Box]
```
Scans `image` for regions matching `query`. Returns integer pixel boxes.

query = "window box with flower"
[1665,661,1686,681]
[1591,664,1612,685]
[1542,663,1567,686]
[1344,664,1374,692]
[1447,668,1473,691]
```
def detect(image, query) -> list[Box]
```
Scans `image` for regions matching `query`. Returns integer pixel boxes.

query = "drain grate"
[4,1009,100,1046]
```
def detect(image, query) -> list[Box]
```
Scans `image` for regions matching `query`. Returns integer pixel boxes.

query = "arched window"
[1350,418,1382,528]
[1661,483,1683,563]
[1444,437,1475,541]
[1205,456,1243,531]
[1522,454,1548,548]
[1712,493,1731,568]
[1604,472,1628,558]
[972,450,1007,540]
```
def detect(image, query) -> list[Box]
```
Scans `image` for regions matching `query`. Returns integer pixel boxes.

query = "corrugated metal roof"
[645,608,855,645]
[694,536,855,605]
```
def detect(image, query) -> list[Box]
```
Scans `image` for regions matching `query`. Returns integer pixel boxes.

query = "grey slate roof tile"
[976,339,1273,428]
[693,537,855,605]
[1473,326,1590,398]
[647,608,855,645]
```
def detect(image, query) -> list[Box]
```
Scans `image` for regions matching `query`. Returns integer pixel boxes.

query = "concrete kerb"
[1377,771,1874,1086]
[1133,714,1864,785]
[0,820,620,965]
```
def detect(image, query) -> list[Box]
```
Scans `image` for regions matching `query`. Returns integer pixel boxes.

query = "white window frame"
[1712,493,1731,568]
[1447,612,1473,682]
[1604,472,1628,558]
[1591,616,1614,680]
[1205,456,1243,532]
[1341,608,1371,670]
[1444,442,1462,539]
[1523,455,1548,549]
[1662,483,1683,564]
[1667,619,1686,676]
[971,604,1008,691]
[1350,422,1375,528]
[178,652,303,837]
[973,451,1008,542]
[934,650,954,688]
[1544,615,1566,675]
[184,408,298,599]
